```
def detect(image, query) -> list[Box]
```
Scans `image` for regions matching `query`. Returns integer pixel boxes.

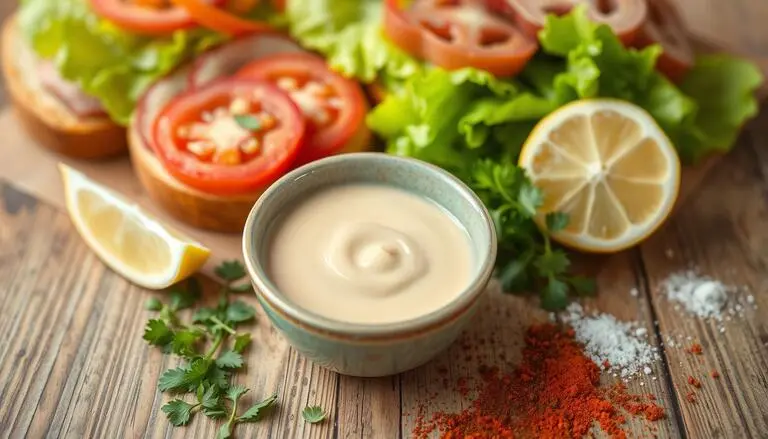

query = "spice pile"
[413,324,664,439]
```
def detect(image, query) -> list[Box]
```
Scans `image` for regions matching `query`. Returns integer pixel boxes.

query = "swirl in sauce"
[267,184,473,324]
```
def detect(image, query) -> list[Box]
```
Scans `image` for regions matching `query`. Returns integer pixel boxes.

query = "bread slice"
[128,125,263,233]
[1,15,126,160]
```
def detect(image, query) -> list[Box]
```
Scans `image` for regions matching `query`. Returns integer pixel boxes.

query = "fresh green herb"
[302,405,327,424]
[466,160,593,310]
[143,260,276,437]
[218,389,279,439]
[233,115,262,132]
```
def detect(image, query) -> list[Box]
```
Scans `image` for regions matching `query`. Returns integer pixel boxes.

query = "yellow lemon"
[518,99,681,253]
[59,164,210,289]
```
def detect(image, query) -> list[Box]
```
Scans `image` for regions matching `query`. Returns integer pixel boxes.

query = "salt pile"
[662,271,728,319]
[562,303,659,378]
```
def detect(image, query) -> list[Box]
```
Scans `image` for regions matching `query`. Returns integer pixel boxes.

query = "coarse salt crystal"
[630,288,639,297]
[643,366,652,375]
[562,303,658,379]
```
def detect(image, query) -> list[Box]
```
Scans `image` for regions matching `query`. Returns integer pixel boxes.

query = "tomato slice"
[502,0,648,45]
[89,0,224,34]
[632,0,694,82]
[236,53,370,166]
[170,0,273,35]
[383,0,538,77]
[152,78,306,195]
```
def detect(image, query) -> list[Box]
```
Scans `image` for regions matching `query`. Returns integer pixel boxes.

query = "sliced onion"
[634,0,694,82]
[38,61,107,118]
[135,64,193,150]
[188,32,305,88]
[506,0,648,44]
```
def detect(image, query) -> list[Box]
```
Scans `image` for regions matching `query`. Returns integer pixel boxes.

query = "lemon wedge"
[518,99,681,253]
[59,164,211,289]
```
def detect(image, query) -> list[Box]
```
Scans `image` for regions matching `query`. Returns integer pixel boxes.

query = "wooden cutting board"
[0,30,764,281]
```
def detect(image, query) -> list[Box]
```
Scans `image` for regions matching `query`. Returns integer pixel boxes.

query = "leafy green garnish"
[234,114,263,131]
[143,260,277,437]
[302,405,327,424]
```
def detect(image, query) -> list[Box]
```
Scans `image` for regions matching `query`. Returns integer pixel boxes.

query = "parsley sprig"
[143,260,277,437]
[467,160,596,310]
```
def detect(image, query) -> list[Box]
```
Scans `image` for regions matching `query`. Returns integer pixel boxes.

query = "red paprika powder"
[414,324,665,439]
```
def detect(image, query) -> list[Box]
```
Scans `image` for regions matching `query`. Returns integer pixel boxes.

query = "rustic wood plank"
[639,109,768,438]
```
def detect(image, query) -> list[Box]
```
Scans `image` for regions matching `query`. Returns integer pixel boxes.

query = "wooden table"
[1,1,767,438]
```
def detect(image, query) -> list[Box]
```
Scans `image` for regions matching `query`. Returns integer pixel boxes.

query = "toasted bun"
[1,15,126,160]
[128,125,263,233]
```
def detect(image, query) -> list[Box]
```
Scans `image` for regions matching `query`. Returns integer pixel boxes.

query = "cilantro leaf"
[192,307,217,324]
[171,329,204,358]
[226,385,249,402]
[199,384,222,409]
[183,358,213,389]
[226,301,256,323]
[233,333,252,354]
[217,423,233,439]
[145,297,162,311]
[162,399,197,426]
[517,184,543,217]
[301,405,327,424]
[238,393,278,422]
[158,367,190,392]
[169,281,200,311]
[215,261,247,282]
[207,366,231,390]
[545,212,570,233]
[143,319,174,347]
[541,278,569,311]
[216,350,244,369]
[534,250,570,277]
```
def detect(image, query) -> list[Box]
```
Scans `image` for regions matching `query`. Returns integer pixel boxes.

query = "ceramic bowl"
[242,152,497,377]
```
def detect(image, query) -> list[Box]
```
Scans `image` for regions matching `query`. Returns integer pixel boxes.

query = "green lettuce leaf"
[18,0,230,125]
[284,0,420,84]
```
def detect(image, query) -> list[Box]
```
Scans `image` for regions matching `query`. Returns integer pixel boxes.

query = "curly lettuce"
[284,0,420,86]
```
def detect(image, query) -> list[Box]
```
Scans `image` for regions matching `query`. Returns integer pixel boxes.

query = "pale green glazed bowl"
[242,152,497,377]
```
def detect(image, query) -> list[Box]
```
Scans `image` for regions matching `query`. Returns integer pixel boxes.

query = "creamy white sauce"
[267,184,474,324]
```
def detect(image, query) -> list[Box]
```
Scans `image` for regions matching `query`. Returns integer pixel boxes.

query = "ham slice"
[38,62,107,118]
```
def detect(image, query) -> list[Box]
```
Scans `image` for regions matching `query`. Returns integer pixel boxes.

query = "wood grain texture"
[639,110,768,438]
[1,1,768,438]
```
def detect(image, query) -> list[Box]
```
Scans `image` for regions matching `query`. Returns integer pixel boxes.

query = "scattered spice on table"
[413,323,665,439]
[711,370,720,379]
[687,376,702,388]
[686,392,697,404]
[686,343,703,355]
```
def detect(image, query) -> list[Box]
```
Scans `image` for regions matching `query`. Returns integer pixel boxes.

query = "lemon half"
[518,99,681,253]
[60,164,211,289]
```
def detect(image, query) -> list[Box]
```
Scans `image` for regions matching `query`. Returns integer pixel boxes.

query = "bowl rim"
[242,152,498,338]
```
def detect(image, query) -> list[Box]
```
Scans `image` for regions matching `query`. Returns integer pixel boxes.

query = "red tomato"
[152,78,306,195]
[236,53,370,166]
[383,0,538,77]
[170,0,274,35]
[89,0,225,34]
